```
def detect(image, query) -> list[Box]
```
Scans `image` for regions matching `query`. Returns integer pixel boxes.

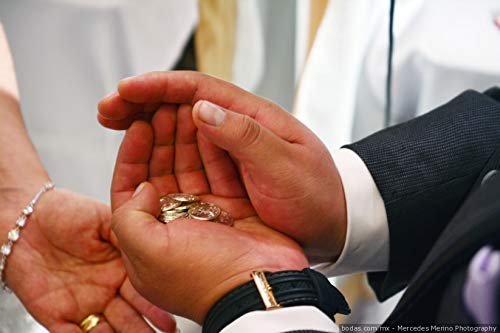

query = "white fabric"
[294,0,379,151]
[295,0,500,147]
[0,0,197,204]
[249,0,297,112]
[294,0,309,81]
[352,0,500,140]
[232,0,265,92]
[315,148,389,276]
[219,306,338,333]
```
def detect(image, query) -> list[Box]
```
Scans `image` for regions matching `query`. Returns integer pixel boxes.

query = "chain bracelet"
[0,181,54,291]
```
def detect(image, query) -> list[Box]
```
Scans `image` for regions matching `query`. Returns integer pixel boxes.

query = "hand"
[110,111,309,323]
[98,71,347,262]
[2,189,176,333]
[0,24,175,332]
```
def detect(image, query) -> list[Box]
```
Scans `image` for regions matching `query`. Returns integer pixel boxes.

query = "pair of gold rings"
[79,313,103,332]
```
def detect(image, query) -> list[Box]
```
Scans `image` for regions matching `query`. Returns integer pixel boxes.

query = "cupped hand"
[98,71,347,262]
[3,189,176,333]
[110,109,309,323]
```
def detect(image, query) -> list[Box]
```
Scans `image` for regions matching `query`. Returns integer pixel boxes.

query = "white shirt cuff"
[314,148,389,276]
[219,306,339,333]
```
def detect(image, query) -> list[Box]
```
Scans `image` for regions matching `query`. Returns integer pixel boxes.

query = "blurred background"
[1,0,499,332]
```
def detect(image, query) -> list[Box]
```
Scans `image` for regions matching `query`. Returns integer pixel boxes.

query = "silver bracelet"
[0,181,55,291]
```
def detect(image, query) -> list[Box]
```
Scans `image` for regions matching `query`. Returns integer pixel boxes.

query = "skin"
[98,71,347,262]
[0,24,176,332]
[110,108,309,323]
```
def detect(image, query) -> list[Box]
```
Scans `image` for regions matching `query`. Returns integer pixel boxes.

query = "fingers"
[88,320,115,333]
[174,104,209,194]
[111,182,164,258]
[117,71,232,105]
[197,133,246,198]
[111,104,210,210]
[120,278,177,333]
[97,93,161,130]
[99,71,303,142]
[111,121,153,210]
[111,182,173,311]
[49,323,83,333]
[50,317,110,333]
[149,104,179,194]
[192,101,292,171]
[103,296,162,333]
[148,103,210,195]
[97,115,138,131]
[98,93,143,120]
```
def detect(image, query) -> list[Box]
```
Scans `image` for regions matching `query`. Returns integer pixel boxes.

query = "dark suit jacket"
[344,87,500,325]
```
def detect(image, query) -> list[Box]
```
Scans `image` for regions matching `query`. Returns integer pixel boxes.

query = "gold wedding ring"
[79,313,103,332]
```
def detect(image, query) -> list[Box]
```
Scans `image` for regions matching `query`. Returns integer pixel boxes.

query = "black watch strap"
[202,268,350,333]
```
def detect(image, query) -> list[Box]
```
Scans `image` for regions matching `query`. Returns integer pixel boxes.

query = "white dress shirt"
[315,149,389,276]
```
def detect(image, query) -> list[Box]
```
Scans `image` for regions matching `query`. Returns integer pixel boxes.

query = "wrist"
[0,93,49,222]
[0,177,50,234]
[306,168,347,263]
[0,181,54,291]
[202,268,351,333]
[194,271,254,323]
[195,268,281,324]
[195,260,309,324]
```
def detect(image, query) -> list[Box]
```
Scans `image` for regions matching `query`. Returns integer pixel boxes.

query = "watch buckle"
[251,271,281,310]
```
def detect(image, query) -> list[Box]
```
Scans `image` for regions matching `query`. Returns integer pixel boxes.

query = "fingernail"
[198,101,226,127]
[133,182,146,197]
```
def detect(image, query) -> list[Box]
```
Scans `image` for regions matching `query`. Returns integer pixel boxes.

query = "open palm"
[111,104,252,218]
[5,189,175,333]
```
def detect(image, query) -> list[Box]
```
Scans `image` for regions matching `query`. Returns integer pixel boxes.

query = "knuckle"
[239,115,262,149]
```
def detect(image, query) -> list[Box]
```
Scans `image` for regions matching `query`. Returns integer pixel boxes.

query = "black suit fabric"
[345,88,500,324]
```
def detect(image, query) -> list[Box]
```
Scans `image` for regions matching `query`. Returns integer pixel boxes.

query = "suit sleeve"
[344,88,500,301]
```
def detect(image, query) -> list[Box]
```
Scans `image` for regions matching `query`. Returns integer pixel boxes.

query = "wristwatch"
[203,268,351,333]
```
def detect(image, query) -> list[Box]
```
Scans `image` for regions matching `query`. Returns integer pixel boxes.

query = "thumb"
[192,100,289,164]
[111,182,162,255]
